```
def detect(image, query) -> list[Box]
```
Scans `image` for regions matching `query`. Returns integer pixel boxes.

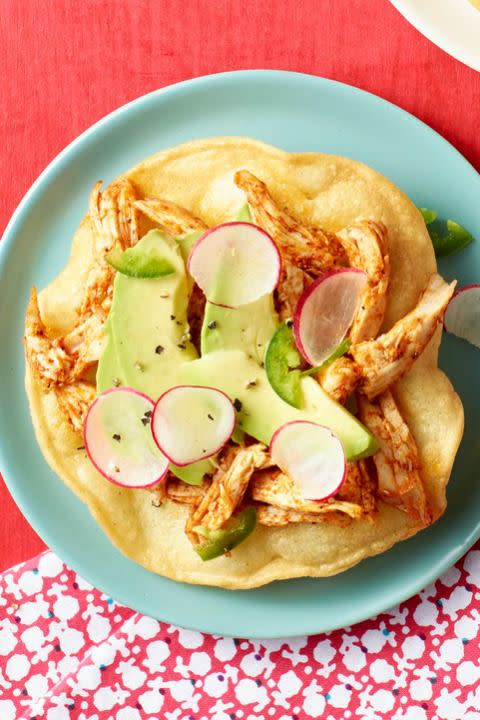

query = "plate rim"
[389,0,480,72]
[1,69,479,638]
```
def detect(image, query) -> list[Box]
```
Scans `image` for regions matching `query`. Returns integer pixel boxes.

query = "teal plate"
[1,71,479,638]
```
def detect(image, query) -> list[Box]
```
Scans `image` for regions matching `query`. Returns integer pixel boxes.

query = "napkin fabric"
[1,546,480,719]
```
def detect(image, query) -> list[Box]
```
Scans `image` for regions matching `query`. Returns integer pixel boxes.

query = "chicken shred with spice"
[186,444,271,541]
[250,469,363,520]
[338,220,390,343]
[24,180,139,389]
[319,273,455,402]
[54,381,96,434]
[234,170,347,319]
[357,390,430,525]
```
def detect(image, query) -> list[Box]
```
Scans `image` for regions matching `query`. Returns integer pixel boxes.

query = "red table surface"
[0,0,479,573]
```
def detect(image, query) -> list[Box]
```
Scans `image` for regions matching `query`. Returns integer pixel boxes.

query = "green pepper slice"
[264,322,303,407]
[429,220,474,258]
[107,245,175,278]
[194,507,257,561]
[265,324,352,407]
[419,207,437,225]
[418,208,474,258]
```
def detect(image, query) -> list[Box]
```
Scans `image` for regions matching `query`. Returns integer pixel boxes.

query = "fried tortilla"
[25,137,463,588]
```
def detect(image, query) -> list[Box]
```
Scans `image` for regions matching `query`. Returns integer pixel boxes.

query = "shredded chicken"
[54,381,96,434]
[24,288,83,388]
[63,179,139,360]
[338,463,363,505]
[250,469,363,520]
[90,179,139,252]
[234,170,346,318]
[135,198,208,237]
[186,444,271,541]
[235,170,345,273]
[320,273,455,402]
[358,459,378,519]
[338,221,390,343]
[166,479,208,505]
[357,390,430,524]
[352,273,456,398]
[319,356,362,404]
[256,504,352,528]
[276,264,313,321]
[25,180,139,390]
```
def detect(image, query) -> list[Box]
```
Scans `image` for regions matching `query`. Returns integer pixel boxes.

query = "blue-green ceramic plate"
[1,71,478,638]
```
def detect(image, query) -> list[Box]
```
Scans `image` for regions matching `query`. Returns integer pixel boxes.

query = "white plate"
[390,0,480,71]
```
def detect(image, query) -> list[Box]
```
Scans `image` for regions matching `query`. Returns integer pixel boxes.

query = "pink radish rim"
[83,387,169,489]
[293,268,367,366]
[187,221,282,309]
[269,420,347,502]
[444,284,480,332]
[151,384,236,467]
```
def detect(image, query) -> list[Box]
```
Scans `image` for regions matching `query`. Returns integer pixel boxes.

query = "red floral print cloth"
[1,546,480,719]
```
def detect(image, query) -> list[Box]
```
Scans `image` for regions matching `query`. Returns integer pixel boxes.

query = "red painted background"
[1,0,479,571]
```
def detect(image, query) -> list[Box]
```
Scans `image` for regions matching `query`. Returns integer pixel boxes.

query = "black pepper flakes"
[170,315,176,321]
[177,343,186,350]
[141,416,150,426]
[207,413,214,421]
[233,398,242,412]
[207,320,217,330]
[286,319,294,328]
[112,434,121,442]
[76,445,85,451]
[155,345,164,355]
[144,410,152,418]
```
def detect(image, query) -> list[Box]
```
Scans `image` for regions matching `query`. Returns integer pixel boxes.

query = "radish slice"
[84,388,169,488]
[152,385,236,466]
[293,269,368,366]
[444,285,480,349]
[187,222,281,308]
[270,421,346,501]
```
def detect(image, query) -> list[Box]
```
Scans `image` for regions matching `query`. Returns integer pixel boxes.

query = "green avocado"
[96,316,125,392]
[181,349,377,461]
[96,229,212,485]
[102,231,197,397]
[201,294,278,363]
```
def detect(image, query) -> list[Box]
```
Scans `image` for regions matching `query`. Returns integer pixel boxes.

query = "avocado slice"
[181,350,377,461]
[107,231,197,397]
[201,294,278,363]
[96,229,213,485]
[96,316,125,393]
